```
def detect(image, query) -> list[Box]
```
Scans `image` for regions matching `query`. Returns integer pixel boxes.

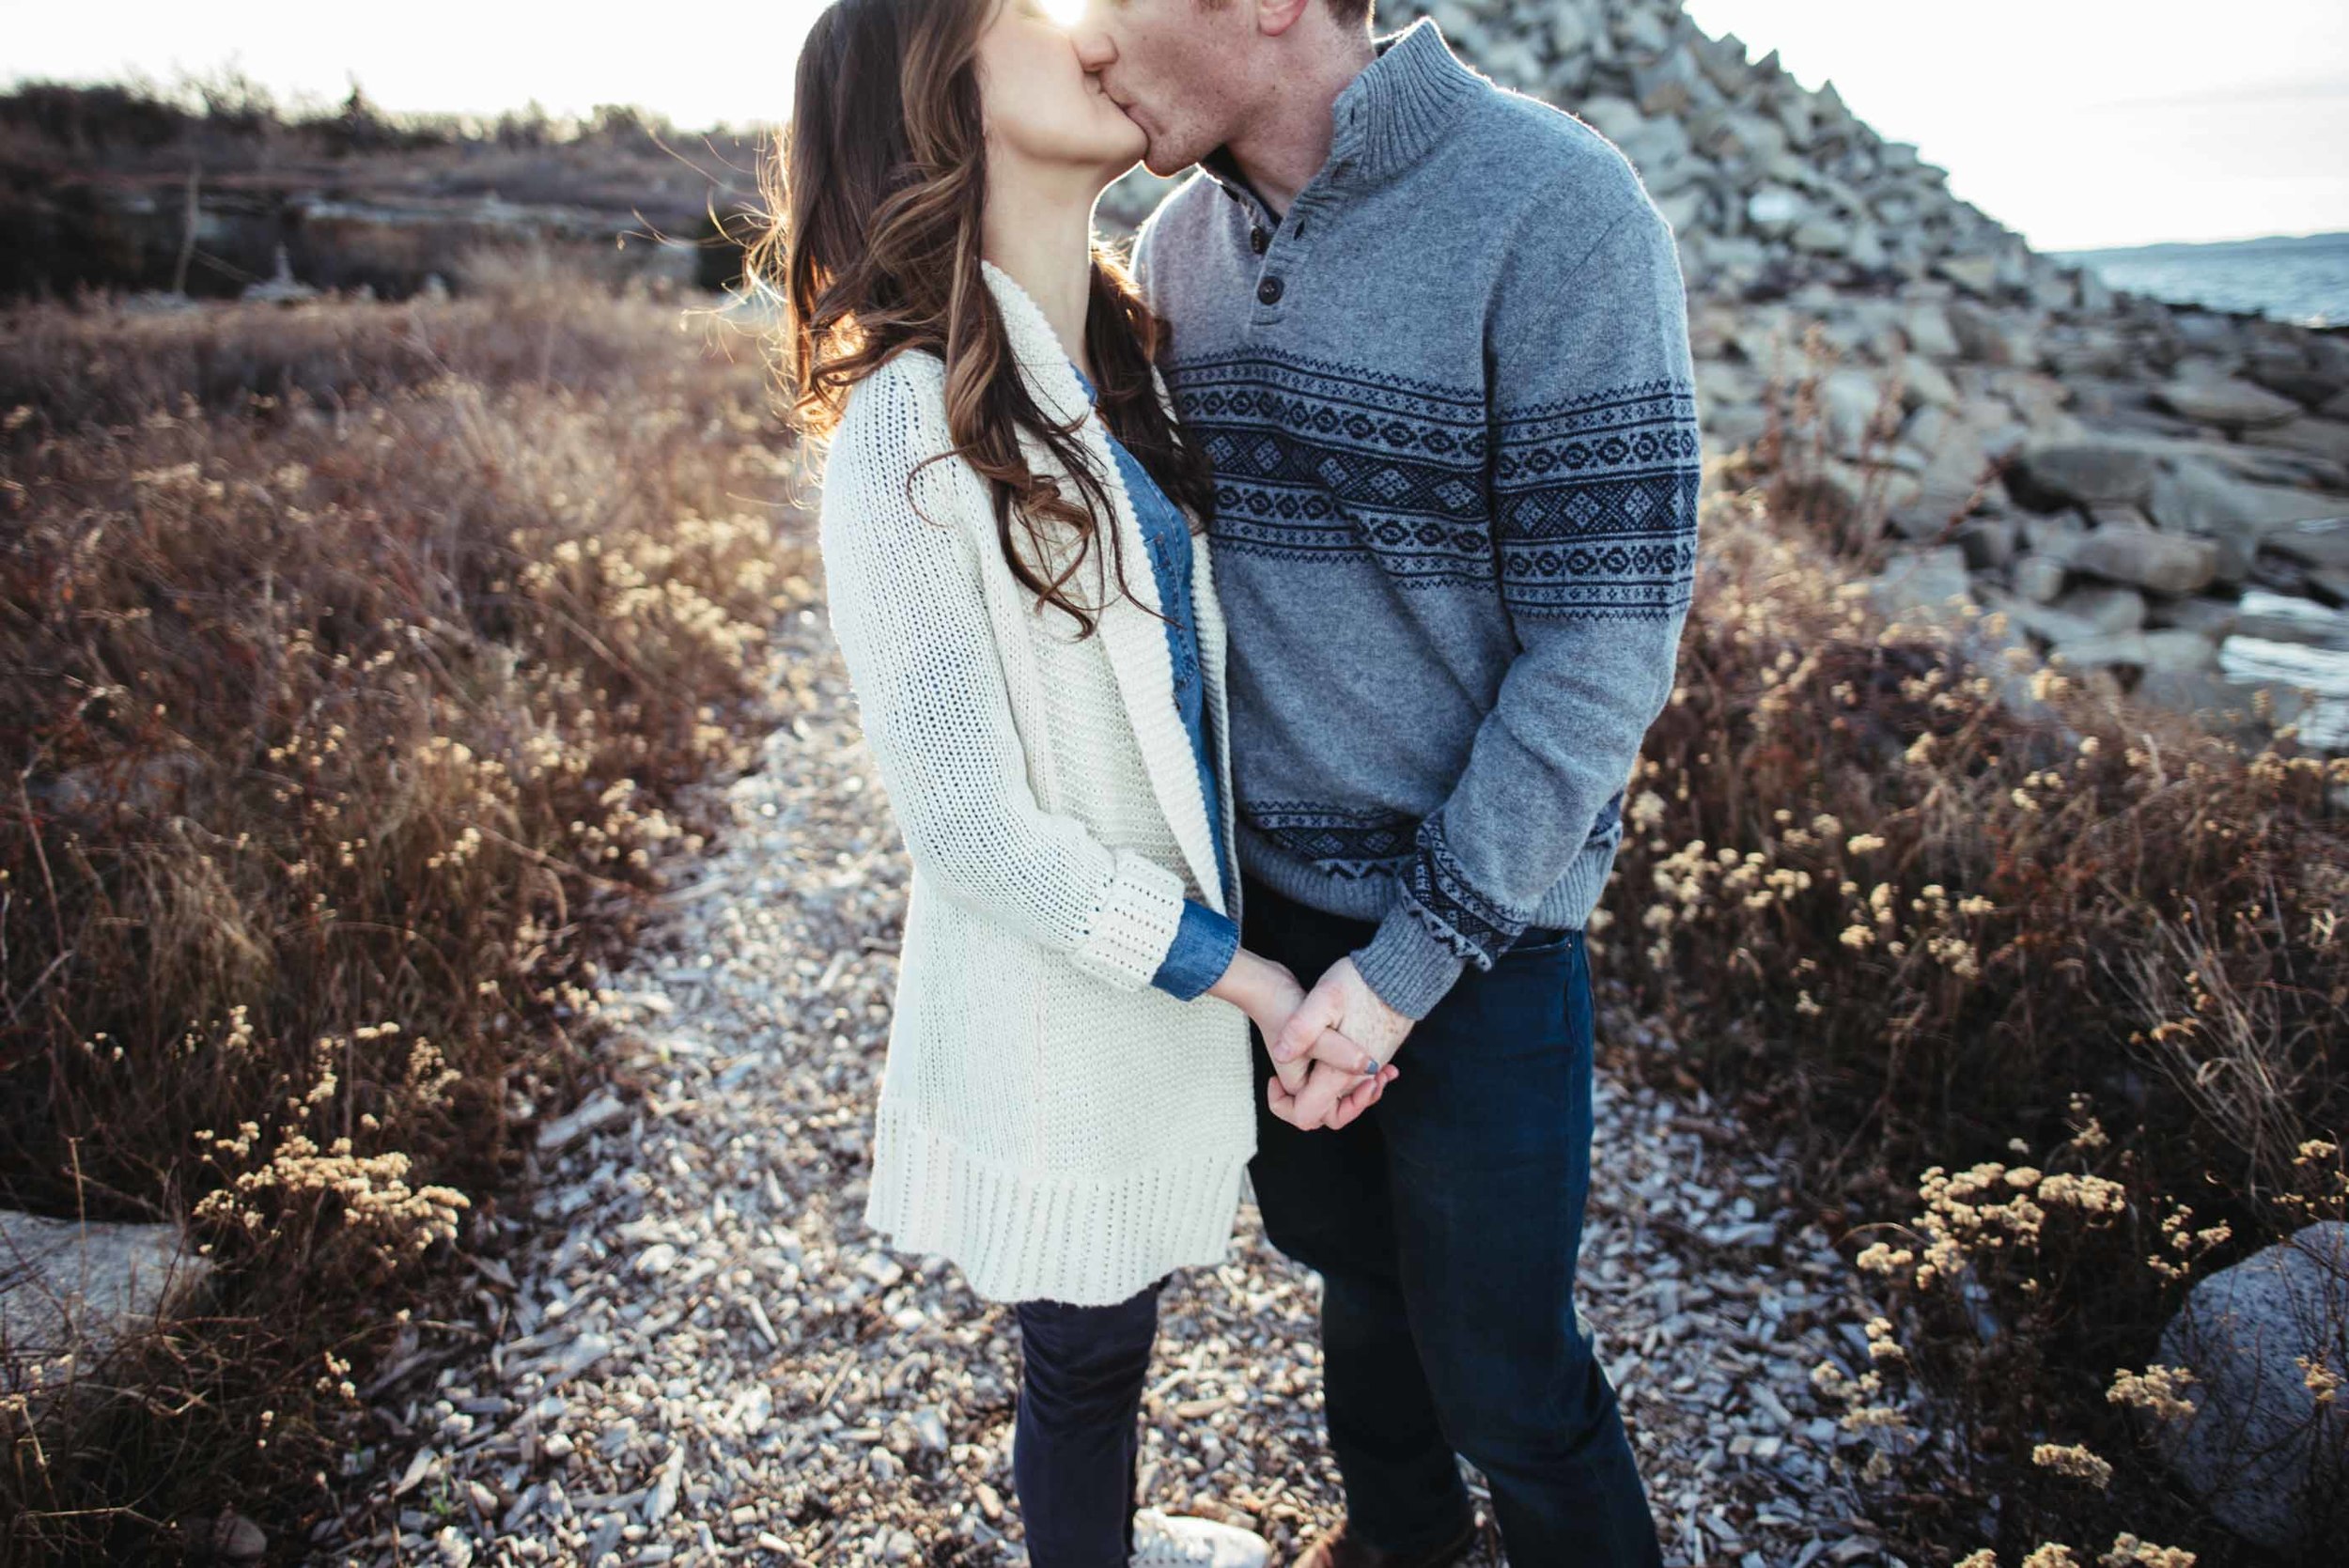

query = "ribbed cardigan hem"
[861,1104,1253,1308]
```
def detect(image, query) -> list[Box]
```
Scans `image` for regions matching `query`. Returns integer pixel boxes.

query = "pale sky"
[1683,0,2349,249]
[6,1,2345,250]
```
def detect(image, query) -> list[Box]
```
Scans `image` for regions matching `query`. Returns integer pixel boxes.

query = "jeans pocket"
[1502,924,1577,958]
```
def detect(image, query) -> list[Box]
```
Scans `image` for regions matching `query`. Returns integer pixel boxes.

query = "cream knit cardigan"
[817,259,1253,1308]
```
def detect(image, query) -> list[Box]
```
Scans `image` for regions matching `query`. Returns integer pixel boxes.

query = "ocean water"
[2053,232,2349,330]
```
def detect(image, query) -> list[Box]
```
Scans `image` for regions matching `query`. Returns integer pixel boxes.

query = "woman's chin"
[1097,116,1148,165]
[1088,132,1149,183]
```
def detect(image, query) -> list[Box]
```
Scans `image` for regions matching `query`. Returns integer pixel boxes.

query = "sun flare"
[1040,0,1087,26]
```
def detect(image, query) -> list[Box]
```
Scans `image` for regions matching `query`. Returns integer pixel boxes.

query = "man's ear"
[1255,0,1315,39]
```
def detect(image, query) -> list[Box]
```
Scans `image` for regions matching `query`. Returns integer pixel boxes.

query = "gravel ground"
[322,603,1918,1568]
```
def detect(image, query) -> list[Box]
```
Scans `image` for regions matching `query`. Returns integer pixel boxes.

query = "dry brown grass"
[0,247,814,1560]
[1596,434,2348,1560]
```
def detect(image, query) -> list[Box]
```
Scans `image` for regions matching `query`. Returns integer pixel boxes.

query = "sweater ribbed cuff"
[1349,901,1469,1021]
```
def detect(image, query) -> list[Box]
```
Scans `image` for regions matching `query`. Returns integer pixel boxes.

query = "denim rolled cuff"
[1149,898,1241,1001]
[1349,901,1470,1021]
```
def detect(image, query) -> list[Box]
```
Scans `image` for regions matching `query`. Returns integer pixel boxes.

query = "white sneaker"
[1128,1505,1271,1568]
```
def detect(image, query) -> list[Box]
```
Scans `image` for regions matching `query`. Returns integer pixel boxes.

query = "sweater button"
[1256,275,1284,305]
[1249,225,1268,255]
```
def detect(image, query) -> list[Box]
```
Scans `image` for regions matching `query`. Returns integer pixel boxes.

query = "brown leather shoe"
[1288,1515,1478,1568]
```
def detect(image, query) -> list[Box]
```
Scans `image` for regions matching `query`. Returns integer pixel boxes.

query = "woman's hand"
[1208,948,1398,1129]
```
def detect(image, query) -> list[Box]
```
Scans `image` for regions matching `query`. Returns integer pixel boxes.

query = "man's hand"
[1270,956,1416,1130]
[1209,948,1399,1124]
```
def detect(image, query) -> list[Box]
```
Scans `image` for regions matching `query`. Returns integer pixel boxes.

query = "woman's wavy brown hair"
[744,0,1218,639]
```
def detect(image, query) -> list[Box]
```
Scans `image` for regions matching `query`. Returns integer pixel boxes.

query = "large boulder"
[2155,1222,2349,1550]
[2051,582,2149,634]
[2234,589,2349,652]
[1,1213,212,1396]
[1867,545,1973,628]
[2048,629,2154,671]
[1945,299,2033,365]
[2244,417,2349,468]
[1902,303,1963,362]
[1935,255,2001,300]
[2146,593,2243,640]
[2148,461,2344,542]
[2154,378,2306,430]
[2067,525,2221,596]
[2262,517,2349,575]
[2010,440,2157,508]
[2217,641,2349,749]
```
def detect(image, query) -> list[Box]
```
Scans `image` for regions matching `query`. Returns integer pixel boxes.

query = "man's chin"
[1141,141,1202,179]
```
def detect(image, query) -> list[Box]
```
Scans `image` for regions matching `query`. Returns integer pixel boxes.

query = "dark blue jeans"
[1011,1271,1172,1567]
[1241,874,1662,1567]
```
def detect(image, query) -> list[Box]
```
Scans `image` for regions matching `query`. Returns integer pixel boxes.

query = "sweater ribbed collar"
[1200,15,1484,213]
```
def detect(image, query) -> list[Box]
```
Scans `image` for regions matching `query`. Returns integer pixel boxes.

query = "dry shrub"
[0,248,813,1560]
[0,239,725,431]
[1598,476,2347,1560]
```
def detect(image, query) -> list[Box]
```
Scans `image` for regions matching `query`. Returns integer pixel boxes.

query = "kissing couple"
[762,0,1700,1563]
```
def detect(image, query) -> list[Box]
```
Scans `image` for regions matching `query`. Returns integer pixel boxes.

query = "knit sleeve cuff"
[1349,902,1469,1021]
[1150,898,1241,1002]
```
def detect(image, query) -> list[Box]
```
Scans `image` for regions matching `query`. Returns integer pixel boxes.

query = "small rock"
[2155,1221,2349,1549]
[645,1444,685,1525]
[210,1510,267,1562]
[1945,520,2020,575]
[2012,553,2069,604]
[2050,582,2149,634]
[535,1091,630,1152]
[911,1406,949,1452]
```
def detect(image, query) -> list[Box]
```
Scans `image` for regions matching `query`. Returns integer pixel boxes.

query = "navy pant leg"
[1380,919,1662,1566]
[1012,1273,1168,1567]
[1240,874,1662,1567]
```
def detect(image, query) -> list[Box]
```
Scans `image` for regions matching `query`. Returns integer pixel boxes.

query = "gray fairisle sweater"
[1130,15,1702,1019]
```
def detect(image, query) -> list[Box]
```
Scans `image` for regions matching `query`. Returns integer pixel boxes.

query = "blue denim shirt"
[1069,361,1238,1001]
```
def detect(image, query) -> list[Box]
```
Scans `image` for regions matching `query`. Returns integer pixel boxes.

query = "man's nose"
[1067,19,1117,70]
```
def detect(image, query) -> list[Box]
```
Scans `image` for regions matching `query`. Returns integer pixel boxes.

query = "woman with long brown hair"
[749,0,1397,1560]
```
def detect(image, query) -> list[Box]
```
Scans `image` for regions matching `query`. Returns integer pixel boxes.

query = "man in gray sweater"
[1076,3,1695,1564]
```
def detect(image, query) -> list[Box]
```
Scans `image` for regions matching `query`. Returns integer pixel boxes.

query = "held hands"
[1210,949,1398,1131]
[1269,956,1415,1131]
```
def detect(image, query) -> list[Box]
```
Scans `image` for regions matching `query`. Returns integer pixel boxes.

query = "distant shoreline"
[2055,230,2349,261]
[2051,230,2349,329]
